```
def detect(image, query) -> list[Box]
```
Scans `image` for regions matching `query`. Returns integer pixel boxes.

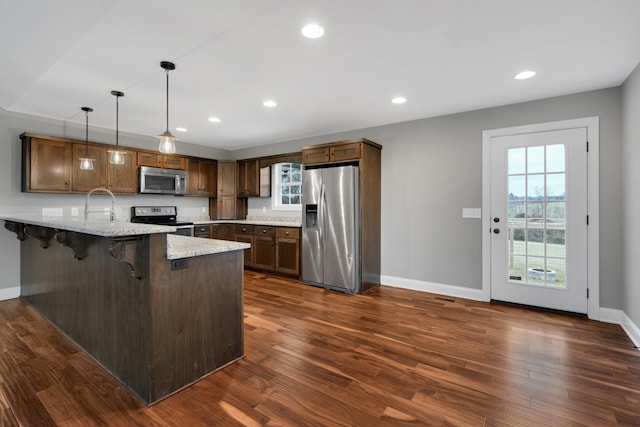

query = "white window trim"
[271,163,302,212]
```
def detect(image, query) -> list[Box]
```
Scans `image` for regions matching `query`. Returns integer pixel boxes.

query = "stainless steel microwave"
[138,166,186,195]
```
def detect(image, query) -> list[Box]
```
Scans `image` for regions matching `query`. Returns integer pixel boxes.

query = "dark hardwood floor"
[1,270,639,426]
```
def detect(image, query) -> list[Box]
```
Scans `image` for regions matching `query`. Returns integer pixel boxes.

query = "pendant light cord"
[166,69,170,132]
[84,110,90,157]
[116,94,119,150]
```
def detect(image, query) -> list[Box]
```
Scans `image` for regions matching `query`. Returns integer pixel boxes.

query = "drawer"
[194,225,211,237]
[254,226,275,237]
[235,224,255,235]
[276,227,300,239]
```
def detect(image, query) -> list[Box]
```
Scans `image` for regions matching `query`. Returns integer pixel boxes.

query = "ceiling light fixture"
[108,90,125,165]
[263,100,277,108]
[158,61,177,154]
[208,116,221,123]
[515,70,536,80]
[78,106,95,170]
[302,23,325,39]
[392,97,407,104]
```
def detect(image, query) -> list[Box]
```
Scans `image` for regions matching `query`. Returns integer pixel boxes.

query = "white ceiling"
[2,0,640,151]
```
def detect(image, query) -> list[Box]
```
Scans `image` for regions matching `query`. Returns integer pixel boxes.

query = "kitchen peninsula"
[1,215,249,405]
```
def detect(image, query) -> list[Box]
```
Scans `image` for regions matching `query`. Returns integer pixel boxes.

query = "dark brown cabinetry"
[194,225,211,238]
[237,159,260,197]
[187,158,216,197]
[211,161,245,219]
[72,143,107,191]
[22,136,72,192]
[211,223,234,240]
[253,226,276,270]
[234,225,254,267]
[137,152,187,170]
[22,133,136,194]
[275,227,300,276]
[301,140,363,165]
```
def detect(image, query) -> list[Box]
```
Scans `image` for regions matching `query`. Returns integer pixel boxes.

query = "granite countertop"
[0,214,174,237]
[166,235,250,259]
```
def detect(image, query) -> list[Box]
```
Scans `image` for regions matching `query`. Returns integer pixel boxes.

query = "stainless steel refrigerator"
[302,165,360,294]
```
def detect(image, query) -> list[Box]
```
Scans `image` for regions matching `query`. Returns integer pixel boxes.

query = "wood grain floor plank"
[0,270,639,425]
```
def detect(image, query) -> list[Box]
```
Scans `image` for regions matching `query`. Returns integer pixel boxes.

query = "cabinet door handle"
[262,229,267,233]
[285,231,289,235]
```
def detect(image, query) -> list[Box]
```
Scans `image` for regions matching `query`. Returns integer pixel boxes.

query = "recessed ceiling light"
[302,23,325,39]
[392,97,407,104]
[208,117,221,123]
[515,70,536,80]
[175,127,187,132]
[263,100,278,108]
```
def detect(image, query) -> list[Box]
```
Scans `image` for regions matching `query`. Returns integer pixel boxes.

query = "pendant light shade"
[108,90,125,165]
[158,61,176,154]
[78,107,95,170]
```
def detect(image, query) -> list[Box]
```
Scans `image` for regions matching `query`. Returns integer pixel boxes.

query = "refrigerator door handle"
[319,183,325,247]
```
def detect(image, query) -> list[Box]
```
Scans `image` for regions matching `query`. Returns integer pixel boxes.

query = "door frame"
[481,117,600,319]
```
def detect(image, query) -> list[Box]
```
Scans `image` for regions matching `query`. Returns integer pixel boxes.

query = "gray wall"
[622,64,640,325]
[0,88,625,310]
[234,88,623,309]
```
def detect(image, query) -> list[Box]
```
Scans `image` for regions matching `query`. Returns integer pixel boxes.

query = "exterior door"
[490,127,588,313]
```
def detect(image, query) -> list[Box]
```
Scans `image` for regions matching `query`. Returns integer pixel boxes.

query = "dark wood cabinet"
[302,139,367,165]
[237,159,260,197]
[23,136,72,192]
[137,152,186,170]
[211,223,234,240]
[275,227,300,276]
[23,134,136,194]
[187,158,216,197]
[234,225,254,267]
[253,226,276,270]
[107,150,137,193]
[72,143,107,191]
[194,225,211,238]
[211,161,240,219]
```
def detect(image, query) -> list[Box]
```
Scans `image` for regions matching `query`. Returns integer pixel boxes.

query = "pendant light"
[158,61,177,154]
[78,107,95,170]
[108,90,125,165]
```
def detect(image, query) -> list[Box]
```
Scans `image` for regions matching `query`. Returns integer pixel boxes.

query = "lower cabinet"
[275,227,300,275]
[204,222,300,277]
[253,227,275,270]
[234,225,254,267]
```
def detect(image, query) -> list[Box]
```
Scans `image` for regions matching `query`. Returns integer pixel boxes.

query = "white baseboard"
[380,275,484,301]
[583,308,640,349]
[0,286,19,301]
[381,278,640,350]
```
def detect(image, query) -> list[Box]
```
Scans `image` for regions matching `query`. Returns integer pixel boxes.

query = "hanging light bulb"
[78,106,95,170]
[108,90,125,165]
[158,61,177,154]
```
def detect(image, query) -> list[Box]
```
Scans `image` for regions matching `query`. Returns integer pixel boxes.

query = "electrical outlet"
[42,208,63,217]
[71,207,79,216]
[201,207,206,213]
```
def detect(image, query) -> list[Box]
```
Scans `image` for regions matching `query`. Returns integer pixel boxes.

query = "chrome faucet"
[84,188,116,222]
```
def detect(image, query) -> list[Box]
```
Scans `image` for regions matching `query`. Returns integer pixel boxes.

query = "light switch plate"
[462,208,482,219]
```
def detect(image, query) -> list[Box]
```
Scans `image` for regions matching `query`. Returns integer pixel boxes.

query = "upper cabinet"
[137,152,186,170]
[237,159,259,197]
[301,139,375,165]
[23,136,72,192]
[22,133,136,194]
[186,157,216,197]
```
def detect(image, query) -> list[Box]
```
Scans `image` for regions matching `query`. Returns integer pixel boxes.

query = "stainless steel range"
[130,206,194,236]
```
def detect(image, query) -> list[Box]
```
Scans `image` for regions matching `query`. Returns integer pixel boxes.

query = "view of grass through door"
[507,144,567,288]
